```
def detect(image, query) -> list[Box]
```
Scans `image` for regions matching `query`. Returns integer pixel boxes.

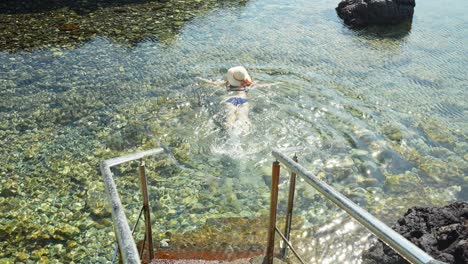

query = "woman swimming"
[198,66,279,135]
[223,66,252,135]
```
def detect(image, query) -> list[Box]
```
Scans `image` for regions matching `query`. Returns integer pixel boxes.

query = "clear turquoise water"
[0,0,467,262]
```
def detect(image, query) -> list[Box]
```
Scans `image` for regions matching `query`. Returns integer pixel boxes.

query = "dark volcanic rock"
[336,0,416,27]
[363,202,468,264]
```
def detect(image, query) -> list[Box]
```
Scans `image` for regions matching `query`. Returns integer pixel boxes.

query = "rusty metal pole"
[139,160,154,261]
[265,161,280,264]
[280,154,298,258]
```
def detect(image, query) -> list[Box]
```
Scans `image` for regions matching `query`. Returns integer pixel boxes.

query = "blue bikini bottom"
[226,97,249,106]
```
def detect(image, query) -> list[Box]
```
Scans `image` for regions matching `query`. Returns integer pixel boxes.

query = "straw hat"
[226,66,252,87]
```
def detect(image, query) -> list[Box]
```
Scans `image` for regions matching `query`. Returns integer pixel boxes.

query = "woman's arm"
[250,82,282,89]
[196,77,227,86]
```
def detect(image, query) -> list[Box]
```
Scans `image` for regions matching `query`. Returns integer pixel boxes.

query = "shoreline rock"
[362,201,468,264]
[336,0,416,27]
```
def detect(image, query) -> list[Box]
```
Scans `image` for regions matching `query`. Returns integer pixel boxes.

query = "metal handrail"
[266,149,446,264]
[112,206,144,263]
[100,148,164,264]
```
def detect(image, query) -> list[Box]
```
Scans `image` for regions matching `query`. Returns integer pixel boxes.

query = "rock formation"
[363,202,468,264]
[336,0,416,27]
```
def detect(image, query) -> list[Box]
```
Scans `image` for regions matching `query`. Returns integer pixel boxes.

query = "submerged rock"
[0,0,249,52]
[336,0,416,27]
[362,201,468,264]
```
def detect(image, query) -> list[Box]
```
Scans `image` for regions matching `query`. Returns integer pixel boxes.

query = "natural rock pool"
[0,0,466,263]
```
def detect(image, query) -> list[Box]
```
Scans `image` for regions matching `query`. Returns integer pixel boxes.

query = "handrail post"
[139,160,154,261]
[280,154,298,258]
[265,161,280,264]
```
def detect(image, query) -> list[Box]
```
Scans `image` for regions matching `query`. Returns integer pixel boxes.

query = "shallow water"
[0,0,467,263]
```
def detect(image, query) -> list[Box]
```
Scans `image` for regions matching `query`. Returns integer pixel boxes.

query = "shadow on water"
[353,20,413,40]
[0,0,248,52]
[0,0,164,15]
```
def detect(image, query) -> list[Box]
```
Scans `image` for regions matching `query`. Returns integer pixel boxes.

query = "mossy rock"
[418,120,457,147]
[381,123,404,143]
[384,172,421,193]
[356,175,379,188]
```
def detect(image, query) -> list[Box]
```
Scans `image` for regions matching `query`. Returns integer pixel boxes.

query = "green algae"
[418,119,458,147]
[381,123,404,143]
[383,170,423,194]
